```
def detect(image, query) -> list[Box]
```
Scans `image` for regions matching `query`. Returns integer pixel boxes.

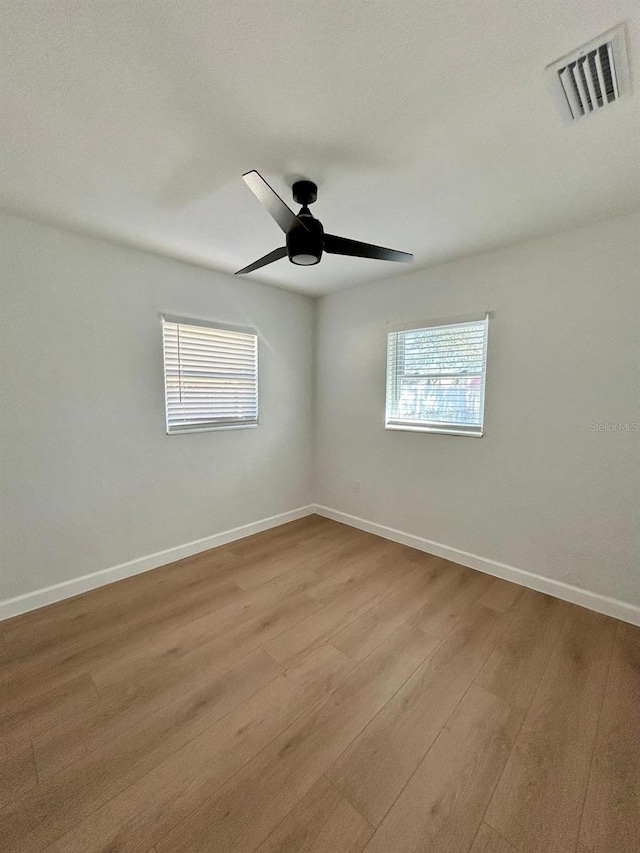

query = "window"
[162,315,258,434]
[386,317,488,436]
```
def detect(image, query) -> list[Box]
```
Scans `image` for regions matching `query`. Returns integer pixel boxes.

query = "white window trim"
[162,315,259,435]
[162,314,256,337]
[385,315,489,438]
[385,311,491,333]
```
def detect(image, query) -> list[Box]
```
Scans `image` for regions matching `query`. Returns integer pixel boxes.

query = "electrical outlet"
[353,480,361,494]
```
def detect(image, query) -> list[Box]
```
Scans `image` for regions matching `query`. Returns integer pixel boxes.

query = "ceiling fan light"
[291,253,320,266]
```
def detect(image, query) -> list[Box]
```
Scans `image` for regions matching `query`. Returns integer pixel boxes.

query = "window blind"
[386,317,488,436]
[162,317,258,433]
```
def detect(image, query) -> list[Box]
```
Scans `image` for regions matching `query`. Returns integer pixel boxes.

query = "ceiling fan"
[236,171,413,275]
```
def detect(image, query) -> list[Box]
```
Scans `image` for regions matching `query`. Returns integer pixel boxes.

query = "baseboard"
[313,505,640,627]
[0,505,316,621]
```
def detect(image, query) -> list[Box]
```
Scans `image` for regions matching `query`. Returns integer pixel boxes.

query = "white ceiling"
[1,1,639,296]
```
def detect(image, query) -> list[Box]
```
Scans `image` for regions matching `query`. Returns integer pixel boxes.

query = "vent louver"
[546,25,630,122]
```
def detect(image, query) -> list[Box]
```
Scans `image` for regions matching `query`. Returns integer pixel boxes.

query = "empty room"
[1,2,639,852]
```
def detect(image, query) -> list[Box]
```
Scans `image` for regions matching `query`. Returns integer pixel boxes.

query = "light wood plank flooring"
[1,515,637,853]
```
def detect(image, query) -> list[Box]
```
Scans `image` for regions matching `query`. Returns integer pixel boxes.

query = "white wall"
[0,213,314,602]
[315,213,640,608]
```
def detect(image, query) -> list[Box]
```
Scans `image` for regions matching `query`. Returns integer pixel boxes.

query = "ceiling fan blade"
[323,234,413,263]
[235,246,288,275]
[242,171,308,234]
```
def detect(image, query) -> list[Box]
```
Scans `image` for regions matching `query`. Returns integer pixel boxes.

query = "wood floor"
[1,515,638,853]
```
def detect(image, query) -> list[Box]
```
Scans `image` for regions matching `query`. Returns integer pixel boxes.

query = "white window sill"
[385,423,483,437]
[167,422,259,435]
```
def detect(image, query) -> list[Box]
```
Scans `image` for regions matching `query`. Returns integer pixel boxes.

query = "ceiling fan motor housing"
[287,214,324,265]
[292,180,318,206]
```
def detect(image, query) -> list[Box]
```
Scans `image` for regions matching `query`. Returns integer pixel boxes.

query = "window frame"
[385,316,489,438]
[161,314,259,435]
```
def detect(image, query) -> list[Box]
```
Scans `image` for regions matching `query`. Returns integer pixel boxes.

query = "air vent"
[546,25,630,122]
